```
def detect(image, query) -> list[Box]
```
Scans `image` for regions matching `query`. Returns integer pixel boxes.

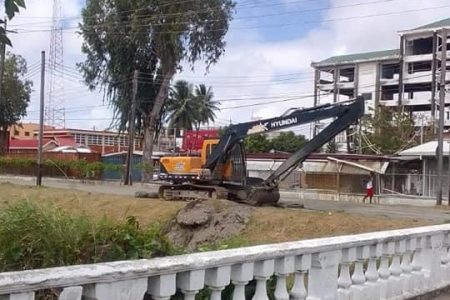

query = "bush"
[0,201,175,271]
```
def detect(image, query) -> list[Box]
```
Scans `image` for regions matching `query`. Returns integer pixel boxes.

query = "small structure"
[8,138,58,154]
[394,140,450,197]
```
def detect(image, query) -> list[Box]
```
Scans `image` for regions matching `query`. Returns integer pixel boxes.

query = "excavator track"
[158,184,229,201]
[158,184,280,206]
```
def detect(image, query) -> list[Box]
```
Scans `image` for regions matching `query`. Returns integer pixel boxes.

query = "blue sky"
[4,0,450,133]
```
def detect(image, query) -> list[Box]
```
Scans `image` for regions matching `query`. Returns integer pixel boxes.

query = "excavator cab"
[158,139,247,185]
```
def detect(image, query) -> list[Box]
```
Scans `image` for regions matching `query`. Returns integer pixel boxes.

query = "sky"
[5,0,450,136]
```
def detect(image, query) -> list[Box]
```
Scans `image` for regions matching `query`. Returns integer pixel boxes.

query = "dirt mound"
[168,200,252,250]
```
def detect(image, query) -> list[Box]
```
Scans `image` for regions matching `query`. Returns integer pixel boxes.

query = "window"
[13,130,19,136]
[24,132,30,137]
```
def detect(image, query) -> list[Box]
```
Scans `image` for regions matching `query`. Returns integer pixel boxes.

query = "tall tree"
[166,80,198,130]
[271,131,308,153]
[244,134,272,153]
[194,84,219,127]
[79,0,235,181]
[360,106,416,154]
[0,53,32,152]
[1,0,26,46]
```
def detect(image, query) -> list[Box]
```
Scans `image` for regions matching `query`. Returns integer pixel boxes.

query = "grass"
[0,182,430,248]
[0,200,175,272]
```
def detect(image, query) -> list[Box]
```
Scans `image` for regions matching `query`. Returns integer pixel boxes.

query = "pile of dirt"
[168,200,252,250]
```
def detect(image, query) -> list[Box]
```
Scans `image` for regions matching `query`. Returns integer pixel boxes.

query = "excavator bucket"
[245,188,280,206]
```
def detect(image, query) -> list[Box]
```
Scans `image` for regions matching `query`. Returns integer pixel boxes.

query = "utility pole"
[124,70,138,186]
[37,51,45,186]
[0,19,6,153]
[437,28,447,205]
[448,138,450,205]
[0,19,6,98]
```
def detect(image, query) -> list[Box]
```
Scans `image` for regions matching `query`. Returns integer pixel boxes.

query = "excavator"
[158,96,365,206]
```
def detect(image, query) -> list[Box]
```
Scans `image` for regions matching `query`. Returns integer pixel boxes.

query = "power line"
[14,1,443,35]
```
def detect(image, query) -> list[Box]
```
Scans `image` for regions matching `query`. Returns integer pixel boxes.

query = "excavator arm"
[206,96,365,177]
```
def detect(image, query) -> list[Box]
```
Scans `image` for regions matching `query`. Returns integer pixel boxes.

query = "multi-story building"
[311,18,450,132]
[9,123,54,139]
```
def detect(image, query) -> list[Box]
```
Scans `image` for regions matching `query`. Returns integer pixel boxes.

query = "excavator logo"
[271,117,298,128]
[247,122,269,134]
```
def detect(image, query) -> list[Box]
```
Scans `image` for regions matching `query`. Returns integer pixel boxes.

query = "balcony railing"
[0,224,450,299]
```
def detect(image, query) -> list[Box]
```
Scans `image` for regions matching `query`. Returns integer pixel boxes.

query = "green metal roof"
[414,18,450,31]
[313,49,399,67]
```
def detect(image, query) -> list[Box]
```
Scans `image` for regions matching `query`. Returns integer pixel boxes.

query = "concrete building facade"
[311,18,450,134]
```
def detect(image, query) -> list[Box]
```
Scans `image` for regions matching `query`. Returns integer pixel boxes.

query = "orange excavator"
[158,96,365,206]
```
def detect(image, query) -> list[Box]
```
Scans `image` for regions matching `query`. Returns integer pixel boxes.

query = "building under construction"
[311,18,450,140]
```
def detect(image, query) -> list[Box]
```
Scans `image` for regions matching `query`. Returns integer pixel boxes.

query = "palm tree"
[166,80,199,130]
[194,84,220,127]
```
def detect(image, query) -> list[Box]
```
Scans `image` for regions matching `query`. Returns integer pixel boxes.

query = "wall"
[357,62,377,111]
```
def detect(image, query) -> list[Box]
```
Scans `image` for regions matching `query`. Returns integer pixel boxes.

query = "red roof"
[56,137,78,147]
[9,138,54,149]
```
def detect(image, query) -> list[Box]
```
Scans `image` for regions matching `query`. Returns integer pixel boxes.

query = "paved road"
[1,176,450,223]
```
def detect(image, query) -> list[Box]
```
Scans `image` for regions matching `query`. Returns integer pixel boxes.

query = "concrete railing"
[1,225,450,299]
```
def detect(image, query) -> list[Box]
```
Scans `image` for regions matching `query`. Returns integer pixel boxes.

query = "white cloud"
[8,0,450,137]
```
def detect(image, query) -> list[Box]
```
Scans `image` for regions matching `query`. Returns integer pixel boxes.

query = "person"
[363,173,374,204]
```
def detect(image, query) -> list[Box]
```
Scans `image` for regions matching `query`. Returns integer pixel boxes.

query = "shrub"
[0,201,175,272]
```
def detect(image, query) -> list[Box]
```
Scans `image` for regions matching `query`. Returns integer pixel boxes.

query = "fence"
[381,173,449,198]
[0,224,449,299]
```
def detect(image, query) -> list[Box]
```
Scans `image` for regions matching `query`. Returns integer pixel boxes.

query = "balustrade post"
[401,238,416,297]
[291,254,311,300]
[205,266,231,300]
[8,294,34,300]
[177,270,206,300]
[231,262,254,300]
[306,250,341,300]
[378,241,394,299]
[411,236,426,294]
[337,248,356,300]
[274,256,294,300]
[365,244,382,300]
[83,279,147,300]
[252,260,274,300]
[421,234,445,291]
[148,274,177,300]
[387,240,405,297]
[59,286,83,300]
[440,233,450,285]
[350,245,370,299]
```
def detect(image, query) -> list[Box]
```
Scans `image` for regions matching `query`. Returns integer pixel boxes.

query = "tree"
[360,106,416,154]
[271,131,308,153]
[0,53,32,152]
[1,0,26,46]
[166,80,198,130]
[244,134,272,153]
[325,140,338,153]
[79,0,235,181]
[194,84,219,127]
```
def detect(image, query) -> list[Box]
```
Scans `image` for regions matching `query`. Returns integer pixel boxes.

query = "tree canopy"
[244,131,308,154]
[166,80,219,131]
[360,106,416,154]
[1,0,26,46]
[79,0,235,181]
[0,53,32,151]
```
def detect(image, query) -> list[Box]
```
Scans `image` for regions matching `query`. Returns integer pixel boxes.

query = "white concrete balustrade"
[1,225,450,299]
